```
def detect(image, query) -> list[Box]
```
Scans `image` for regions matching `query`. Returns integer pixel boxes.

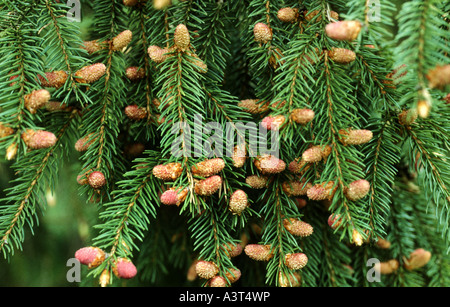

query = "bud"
[339,128,373,145]
[253,23,272,44]
[6,143,18,160]
[307,181,337,201]
[126,67,146,81]
[261,115,286,131]
[191,158,225,178]
[112,30,132,51]
[148,45,171,64]
[282,180,312,197]
[22,130,57,149]
[426,64,450,89]
[246,175,269,189]
[82,40,106,54]
[351,229,364,246]
[328,48,356,64]
[254,155,286,175]
[290,108,315,125]
[112,258,137,279]
[285,253,308,270]
[153,0,172,10]
[404,248,431,271]
[375,259,399,275]
[152,162,183,181]
[38,71,68,88]
[194,175,222,196]
[195,260,219,279]
[325,20,362,41]
[75,133,96,152]
[160,187,188,206]
[75,247,105,269]
[0,123,14,139]
[283,218,313,237]
[417,100,430,118]
[222,242,243,258]
[224,268,241,283]
[229,190,249,215]
[375,237,391,249]
[88,171,106,189]
[232,143,247,168]
[277,7,298,23]
[302,145,323,163]
[327,214,342,230]
[293,198,307,209]
[125,104,148,121]
[209,276,228,287]
[244,244,274,261]
[345,179,370,201]
[24,89,51,114]
[238,99,269,114]
[99,269,111,287]
[75,63,106,84]
[174,24,190,51]
[278,271,301,287]
[186,51,208,73]
[399,109,418,126]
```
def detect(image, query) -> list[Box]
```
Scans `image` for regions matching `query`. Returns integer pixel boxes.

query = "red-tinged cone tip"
[113,258,137,279]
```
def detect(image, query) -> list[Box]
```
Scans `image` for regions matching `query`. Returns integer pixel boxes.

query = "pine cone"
[160,187,188,206]
[222,242,243,258]
[75,63,106,84]
[339,128,373,145]
[307,181,337,201]
[88,171,106,189]
[244,244,274,261]
[283,218,313,237]
[75,247,105,269]
[22,129,57,149]
[24,89,51,114]
[302,145,324,163]
[191,158,225,178]
[229,190,249,215]
[125,67,146,81]
[277,7,298,23]
[278,271,301,287]
[285,253,308,270]
[125,105,148,121]
[232,144,247,168]
[0,123,14,139]
[152,162,183,181]
[82,40,106,54]
[112,258,137,279]
[75,133,96,152]
[112,30,133,51]
[195,260,219,279]
[290,108,315,125]
[328,48,356,64]
[261,115,286,131]
[148,45,171,63]
[344,179,370,201]
[404,248,431,271]
[325,20,362,41]
[253,23,272,43]
[238,99,269,114]
[327,214,342,230]
[245,175,269,189]
[282,180,312,197]
[194,175,222,196]
[224,267,241,283]
[38,71,68,88]
[254,155,286,174]
[209,276,228,287]
[174,24,190,51]
[375,259,399,275]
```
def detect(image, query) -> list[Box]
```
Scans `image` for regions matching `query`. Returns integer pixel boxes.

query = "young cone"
[426,64,450,89]
[254,155,286,174]
[125,67,145,81]
[339,128,373,145]
[24,89,51,114]
[285,253,308,270]
[195,260,219,279]
[191,158,225,178]
[112,258,137,279]
[174,24,190,51]
[328,48,356,64]
[253,23,272,43]
[22,130,57,149]
[307,181,337,201]
[75,63,106,84]
[325,20,362,41]
[345,179,370,201]
[88,171,106,189]
[290,108,315,125]
[75,247,105,269]
[246,175,269,189]
[277,7,298,23]
[283,218,313,237]
[194,175,222,196]
[404,248,432,271]
[282,180,312,197]
[152,162,183,181]
[229,190,249,215]
[75,133,96,152]
[160,187,188,206]
[375,259,400,275]
[244,244,274,261]
[148,45,171,63]
[125,105,148,121]
[38,71,68,88]
[112,30,132,51]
